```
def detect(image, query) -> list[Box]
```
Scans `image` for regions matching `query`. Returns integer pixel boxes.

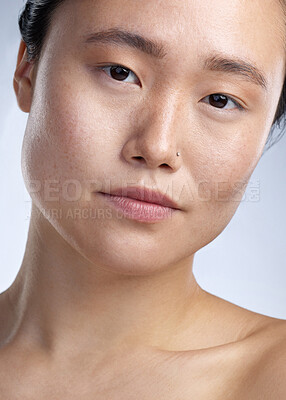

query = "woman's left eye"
[96,64,141,85]
[201,93,244,111]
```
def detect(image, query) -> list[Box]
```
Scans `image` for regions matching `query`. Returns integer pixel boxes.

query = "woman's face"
[19,0,285,274]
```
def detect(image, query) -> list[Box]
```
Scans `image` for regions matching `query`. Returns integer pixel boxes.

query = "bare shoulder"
[232,316,286,399]
[192,293,286,399]
[217,315,286,399]
[256,318,286,397]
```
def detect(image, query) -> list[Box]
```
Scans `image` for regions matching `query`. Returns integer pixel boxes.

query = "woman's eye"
[97,64,141,86]
[201,93,244,111]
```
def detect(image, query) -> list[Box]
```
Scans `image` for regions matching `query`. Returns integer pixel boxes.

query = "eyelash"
[95,64,245,111]
[96,64,141,86]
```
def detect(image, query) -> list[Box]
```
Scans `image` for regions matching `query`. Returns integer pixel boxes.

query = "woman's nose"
[121,93,185,171]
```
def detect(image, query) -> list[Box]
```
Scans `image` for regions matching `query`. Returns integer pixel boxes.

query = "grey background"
[1,1,285,318]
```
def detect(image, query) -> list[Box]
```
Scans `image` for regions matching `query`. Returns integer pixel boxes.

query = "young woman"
[0,0,285,398]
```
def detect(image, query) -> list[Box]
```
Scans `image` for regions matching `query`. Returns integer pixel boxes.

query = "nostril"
[160,163,171,169]
[133,156,145,162]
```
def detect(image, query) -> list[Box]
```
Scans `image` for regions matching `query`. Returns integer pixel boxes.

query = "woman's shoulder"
[179,295,286,399]
[175,315,286,399]
[237,316,286,399]
[214,314,286,399]
[221,299,286,381]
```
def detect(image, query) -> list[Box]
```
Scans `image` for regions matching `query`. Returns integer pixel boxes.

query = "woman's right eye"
[96,64,141,86]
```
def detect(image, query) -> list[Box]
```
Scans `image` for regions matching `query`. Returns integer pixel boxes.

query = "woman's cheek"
[189,121,266,217]
[22,82,132,210]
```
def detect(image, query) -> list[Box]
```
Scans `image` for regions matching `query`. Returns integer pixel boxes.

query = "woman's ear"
[13,40,37,113]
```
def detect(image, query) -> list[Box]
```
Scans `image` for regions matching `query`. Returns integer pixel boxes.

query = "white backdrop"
[1,0,286,319]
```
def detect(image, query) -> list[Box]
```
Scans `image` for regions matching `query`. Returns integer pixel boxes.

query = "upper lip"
[101,186,180,210]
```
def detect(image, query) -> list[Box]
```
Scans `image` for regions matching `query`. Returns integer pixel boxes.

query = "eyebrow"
[82,28,268,90]
[82,27,167,59]
[203,55,268,91]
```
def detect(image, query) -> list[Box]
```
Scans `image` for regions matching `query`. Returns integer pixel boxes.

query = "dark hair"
[18,0,286,152]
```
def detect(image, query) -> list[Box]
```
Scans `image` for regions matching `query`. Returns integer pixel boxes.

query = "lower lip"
[100,193,176,222]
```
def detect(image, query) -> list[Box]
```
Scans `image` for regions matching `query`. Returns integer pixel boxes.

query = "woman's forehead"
[55,0,285,54]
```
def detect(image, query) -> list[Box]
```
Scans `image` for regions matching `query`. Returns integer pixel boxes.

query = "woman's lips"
[100,192,176,222]
[99,186,180,209]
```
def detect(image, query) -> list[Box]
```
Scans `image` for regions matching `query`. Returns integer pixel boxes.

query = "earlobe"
[13,40,36,113]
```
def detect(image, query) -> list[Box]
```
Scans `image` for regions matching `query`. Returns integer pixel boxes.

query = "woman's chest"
[0,347,261,400]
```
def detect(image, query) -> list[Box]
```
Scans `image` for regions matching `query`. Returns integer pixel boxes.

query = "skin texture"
[0,0,286,398]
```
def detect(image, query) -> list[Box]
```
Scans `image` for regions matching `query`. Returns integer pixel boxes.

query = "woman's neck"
[2,205,210,359]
